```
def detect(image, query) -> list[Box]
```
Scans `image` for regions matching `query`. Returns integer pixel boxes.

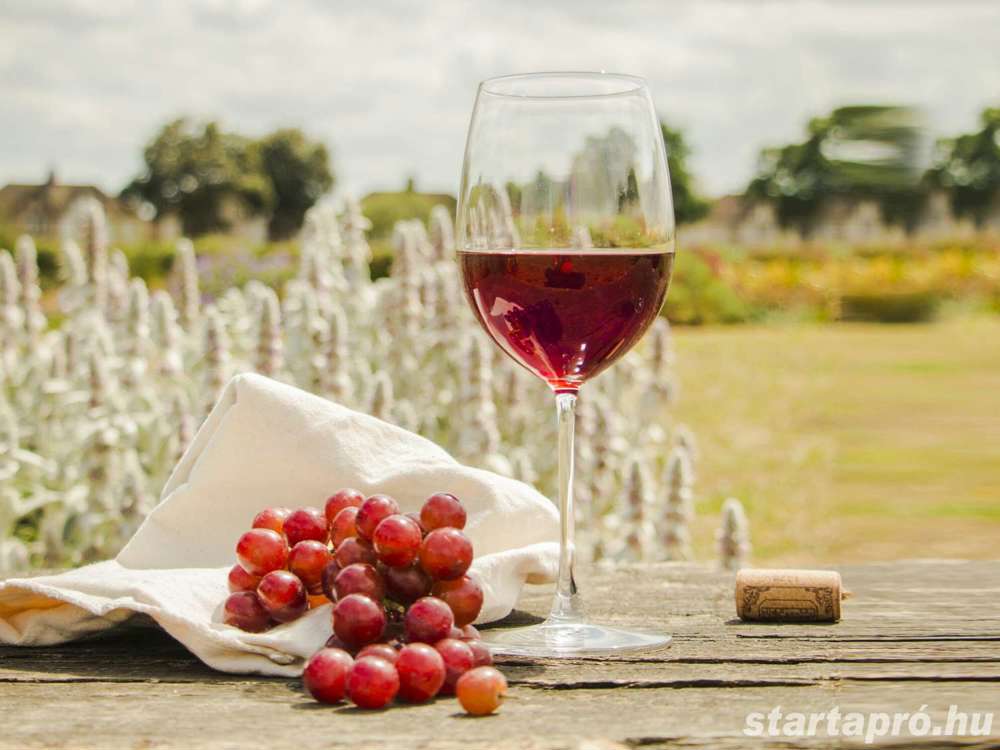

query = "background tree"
[257,129,334,240]
[123,120,332,238]
[926,107,1000,226]
[660,122,710,225]
[122,119,272,236]
[746,105,926,234]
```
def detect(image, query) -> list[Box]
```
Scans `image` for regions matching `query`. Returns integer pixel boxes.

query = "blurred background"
[1,0,998,572]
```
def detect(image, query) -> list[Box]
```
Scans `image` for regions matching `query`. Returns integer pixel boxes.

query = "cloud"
[0,0,997,198]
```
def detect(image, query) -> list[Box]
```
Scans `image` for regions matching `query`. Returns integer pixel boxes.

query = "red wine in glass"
[459,249,674,392]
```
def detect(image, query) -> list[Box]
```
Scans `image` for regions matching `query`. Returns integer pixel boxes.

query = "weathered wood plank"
[5,629,1000,685]
[532,560,1000,643]
[0,561,997,749]
[0,679,995,750]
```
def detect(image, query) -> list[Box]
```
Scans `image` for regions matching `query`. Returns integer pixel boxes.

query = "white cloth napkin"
[0,374,559,675]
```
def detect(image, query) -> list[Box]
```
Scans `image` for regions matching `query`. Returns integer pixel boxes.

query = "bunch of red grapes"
[223,489,506,714]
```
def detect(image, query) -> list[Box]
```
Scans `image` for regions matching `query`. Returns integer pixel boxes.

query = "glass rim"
[479,71,647,100]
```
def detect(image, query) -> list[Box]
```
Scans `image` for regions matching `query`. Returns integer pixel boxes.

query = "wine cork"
[735,568,844,622]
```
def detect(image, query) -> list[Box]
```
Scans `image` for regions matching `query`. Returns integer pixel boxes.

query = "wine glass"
[456,72,675,656]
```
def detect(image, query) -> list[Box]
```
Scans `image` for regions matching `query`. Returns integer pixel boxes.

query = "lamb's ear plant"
[254,286,284,379]
[0,251,22,338]
[0,198,720,573]
[661,446,695,561]
[368,369,395,423]
[203,305,231,410]
[623,457,654,561]
[15,235,45,343]
[717,497,751,571]
[175,238,201,333]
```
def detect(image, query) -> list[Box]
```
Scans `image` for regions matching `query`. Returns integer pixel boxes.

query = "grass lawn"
[672,316,1000,565]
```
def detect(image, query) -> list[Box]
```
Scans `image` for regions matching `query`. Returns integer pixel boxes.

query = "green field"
[673,317,1000,565]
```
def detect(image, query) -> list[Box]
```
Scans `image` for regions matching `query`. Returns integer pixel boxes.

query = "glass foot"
[484,618,671,658]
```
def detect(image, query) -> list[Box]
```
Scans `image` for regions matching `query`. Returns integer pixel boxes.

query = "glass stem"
[549,390,583,623]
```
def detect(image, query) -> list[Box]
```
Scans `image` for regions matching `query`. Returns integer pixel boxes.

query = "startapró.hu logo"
[744,705,994,745]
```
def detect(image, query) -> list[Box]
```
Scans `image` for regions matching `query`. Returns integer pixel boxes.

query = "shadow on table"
[0,625,234,681]
[0,611,550,683]
[478,608,545,630]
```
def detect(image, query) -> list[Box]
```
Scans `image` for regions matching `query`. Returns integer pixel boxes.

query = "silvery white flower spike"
[428,205,455,262]
[369,370,395,422]
[150,291,183,377]
[649,317,675,380]
[122,279,150,388]
[254,287,284,379]
[174,238,200,331]
[717,497,751,571]
[320,306,353,405]
[662,446,695,561]
[0,252,22,333]
[341,196,373,272]
[105,249,131,336]
[78,197,109,312]
[673,424,699,479]
[571,225,593,249]
[15,235,45,341]
[203,305,231,406]
[59,239,87,288]
[623,457,654,561]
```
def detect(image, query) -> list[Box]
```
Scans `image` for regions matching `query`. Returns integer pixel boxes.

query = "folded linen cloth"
[0,374,559,675]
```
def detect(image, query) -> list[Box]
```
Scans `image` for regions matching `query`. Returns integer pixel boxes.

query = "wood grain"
[1,560,998,749]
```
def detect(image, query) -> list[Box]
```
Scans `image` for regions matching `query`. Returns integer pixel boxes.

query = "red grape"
[257,570,308,623]
[419,527,473,581]
[236,528,289,576]
[324,488,365,524]
[456,666,507,715]
[223,591,271,632]
[252,507,292,534]
[288,540,332,594]
[405,512,426,534]
[385,565,431,605]
[420,492,466,531]
[329,506,359,547]
[320,560,341,601]
[302,647,354,704]
[355,494,400,540]
[467,639,493,668]
[460,624,482,641]
[334,537,378,568]
[325,634,354,652]
[404,596,454,644]
[283,507,328,546]
[395,643,446,703]
[432,574,484,627]
[346,656,399,709]
[434,637,475,693]
[334,563,385,602]
[227,563,261,593]
[333,593,386,647]
[372,514,422,567]
[356,643,399,664]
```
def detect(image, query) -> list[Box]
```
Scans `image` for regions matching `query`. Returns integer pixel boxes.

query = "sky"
[1,0,998,200]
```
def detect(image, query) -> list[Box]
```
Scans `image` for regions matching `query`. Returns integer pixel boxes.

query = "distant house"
[0,171,157,244]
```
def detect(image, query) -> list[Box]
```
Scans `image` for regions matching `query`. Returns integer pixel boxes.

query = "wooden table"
[2,561,998,749]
